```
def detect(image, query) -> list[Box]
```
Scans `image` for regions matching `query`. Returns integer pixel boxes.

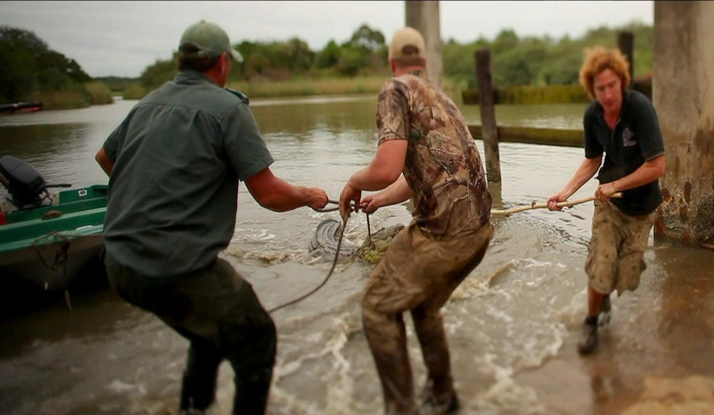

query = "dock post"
[617,31,634,86]
[475,48,501,183]
[405,1,443,87]
[653,1,714,245]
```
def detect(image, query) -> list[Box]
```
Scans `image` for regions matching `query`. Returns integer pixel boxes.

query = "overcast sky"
[0,1,653,78]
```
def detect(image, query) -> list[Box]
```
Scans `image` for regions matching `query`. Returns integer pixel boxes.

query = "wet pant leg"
[105,253,276,415]
[178,334,223,411]
[362,308,416,414]
[361,223,493,414]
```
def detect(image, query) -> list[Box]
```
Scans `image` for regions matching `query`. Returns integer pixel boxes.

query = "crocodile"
[308,218,405,264]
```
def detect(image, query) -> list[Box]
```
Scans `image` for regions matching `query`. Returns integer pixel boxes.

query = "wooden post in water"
[475,48,501,183]
[617,31,634,87]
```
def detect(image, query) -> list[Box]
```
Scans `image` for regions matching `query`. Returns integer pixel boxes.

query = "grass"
[227,76,389,98]
[26,89,90,110]
[122,84,146,100]
[227,76,460,99]
[84,82,114,105]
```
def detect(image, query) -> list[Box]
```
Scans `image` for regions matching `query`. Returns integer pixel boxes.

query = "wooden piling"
[475,48,501,183]
[617,31,634,87]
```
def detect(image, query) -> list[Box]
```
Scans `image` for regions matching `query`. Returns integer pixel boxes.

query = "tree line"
[0,26,112,107]
[135,21,652,97]
[0,22,653,105]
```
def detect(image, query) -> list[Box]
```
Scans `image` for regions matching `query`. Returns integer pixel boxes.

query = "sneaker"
[598,295,611,327]
[577,319,598,355]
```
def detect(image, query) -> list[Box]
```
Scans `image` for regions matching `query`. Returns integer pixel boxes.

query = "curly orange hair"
[579,46,631,99]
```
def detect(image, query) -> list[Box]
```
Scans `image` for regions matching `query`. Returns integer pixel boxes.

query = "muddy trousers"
[361,223,493,414]
[104,253,276,415]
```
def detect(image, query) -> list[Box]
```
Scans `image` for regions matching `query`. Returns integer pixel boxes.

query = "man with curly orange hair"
[547,46,665,355]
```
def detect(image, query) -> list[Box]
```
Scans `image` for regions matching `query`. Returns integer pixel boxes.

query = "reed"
[84,82,114,105]
[122,84,146,100]
[26,89,90,110]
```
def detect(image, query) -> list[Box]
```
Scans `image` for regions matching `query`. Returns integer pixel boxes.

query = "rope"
[268,199,372,313]
[268,214,348,313]
[31,231,73,311]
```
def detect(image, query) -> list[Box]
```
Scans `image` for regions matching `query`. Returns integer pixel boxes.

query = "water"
[1,95,713,415]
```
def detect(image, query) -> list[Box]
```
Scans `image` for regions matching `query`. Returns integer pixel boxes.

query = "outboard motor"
[0,156,49,206]
[0,156,70,208]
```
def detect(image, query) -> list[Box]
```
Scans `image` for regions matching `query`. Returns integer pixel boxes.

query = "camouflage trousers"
[586,200,656,296]
[361,221,494,414]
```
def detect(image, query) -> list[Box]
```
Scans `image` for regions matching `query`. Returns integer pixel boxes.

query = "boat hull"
[0,234,104,291]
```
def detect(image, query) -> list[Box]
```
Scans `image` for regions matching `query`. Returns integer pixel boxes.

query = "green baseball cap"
[179,20,243,63]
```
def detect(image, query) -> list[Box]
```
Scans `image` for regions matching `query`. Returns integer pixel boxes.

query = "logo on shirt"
[622,127,637,147]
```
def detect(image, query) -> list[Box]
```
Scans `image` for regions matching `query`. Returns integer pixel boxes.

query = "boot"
[577,316,599,355]
[598,294,611,327]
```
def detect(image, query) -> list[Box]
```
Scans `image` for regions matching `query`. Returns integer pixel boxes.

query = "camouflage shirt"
[376,71,492,238]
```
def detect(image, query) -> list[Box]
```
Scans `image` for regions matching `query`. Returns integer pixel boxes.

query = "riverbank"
[118,76,462,101]
[17,82,114,111]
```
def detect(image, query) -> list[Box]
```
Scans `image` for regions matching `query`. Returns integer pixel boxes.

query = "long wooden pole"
[491,193,623,217]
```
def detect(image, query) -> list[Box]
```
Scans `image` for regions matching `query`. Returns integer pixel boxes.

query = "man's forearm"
[348,163,401,191]
[377,175,411,206]
[95,147,114,176]
[561,157,601,198]
[256,179,311,212]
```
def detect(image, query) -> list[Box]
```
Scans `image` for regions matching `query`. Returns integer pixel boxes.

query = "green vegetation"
[446,23,653,89]
[132,21,653,101]
[0,26,113,108]
[122,84,146,100]
[1,21,654,106]
[95,76,140,96]
[136,24,392,99]
[85,82,113,105]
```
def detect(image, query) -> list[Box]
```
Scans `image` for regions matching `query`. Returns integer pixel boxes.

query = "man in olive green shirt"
[95,21,328,415]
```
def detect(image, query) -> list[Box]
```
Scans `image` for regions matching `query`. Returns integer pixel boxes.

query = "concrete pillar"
[405,0,443,87]
[654,1,714,245]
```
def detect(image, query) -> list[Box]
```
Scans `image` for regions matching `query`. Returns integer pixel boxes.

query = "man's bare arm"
[596,154,665,200]
[245,167,328,212]
[95,147,115,176]
[360,175,411,214]
[547,155,602,210]
[347,140,408,191]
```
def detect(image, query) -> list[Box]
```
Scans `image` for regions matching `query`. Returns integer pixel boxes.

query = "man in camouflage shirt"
[340,27,493,414]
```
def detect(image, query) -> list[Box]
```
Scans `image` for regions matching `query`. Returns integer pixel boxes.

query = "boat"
[0,156,106,291]
[0,101,43,114]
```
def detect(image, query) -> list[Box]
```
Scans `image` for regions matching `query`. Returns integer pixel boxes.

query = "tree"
[0,26,91,85]
[316,40,341,69]
[140,55,177,92]
[0,40,36,102]
[0,26,49,59]
[349,24,385,51]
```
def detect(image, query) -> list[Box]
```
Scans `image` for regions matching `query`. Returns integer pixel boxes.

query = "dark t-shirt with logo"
[584,90,665,216]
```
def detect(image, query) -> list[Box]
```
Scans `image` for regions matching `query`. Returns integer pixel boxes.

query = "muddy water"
[1,95,713,415]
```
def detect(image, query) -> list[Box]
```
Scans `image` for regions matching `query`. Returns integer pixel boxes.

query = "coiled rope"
[268,200,367,313]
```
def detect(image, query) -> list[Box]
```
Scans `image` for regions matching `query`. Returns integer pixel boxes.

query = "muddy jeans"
[586,200,657,296]
[104,252,276,415]
[361,222,494,414]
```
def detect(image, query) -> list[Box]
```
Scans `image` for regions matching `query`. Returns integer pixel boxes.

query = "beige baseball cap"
[388,27,426,61]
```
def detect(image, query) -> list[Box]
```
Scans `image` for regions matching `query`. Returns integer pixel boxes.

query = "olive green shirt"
[102,70,273,277]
